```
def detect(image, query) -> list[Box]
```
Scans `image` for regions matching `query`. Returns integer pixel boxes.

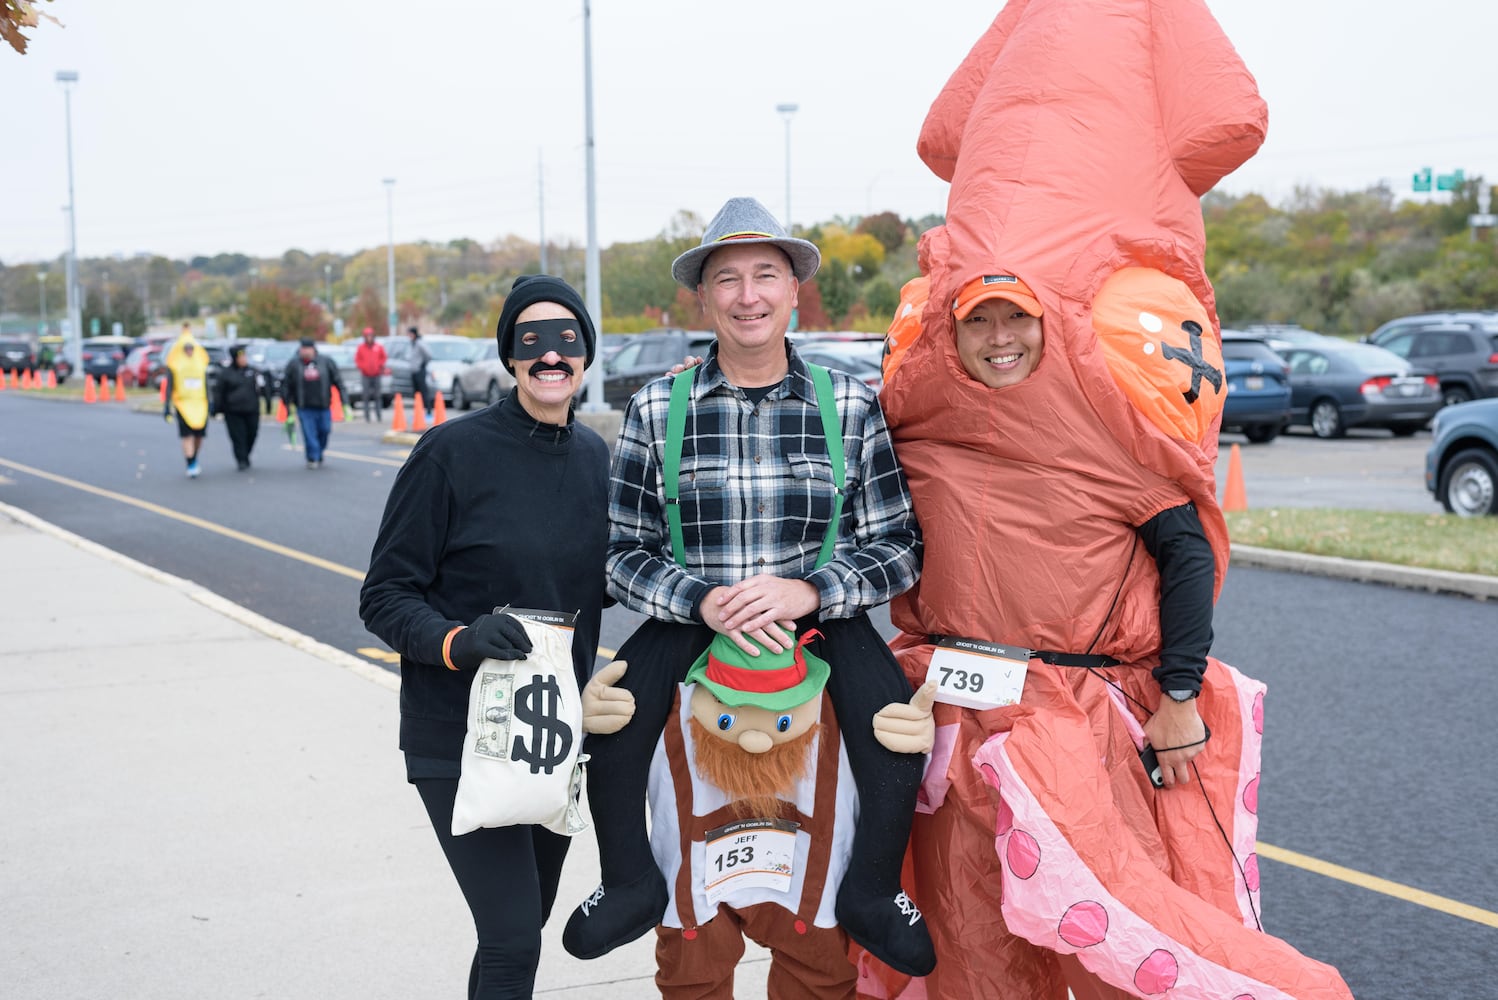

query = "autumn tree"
[238,285,326,341]
[856,212,908,255]
[347,287,389,337]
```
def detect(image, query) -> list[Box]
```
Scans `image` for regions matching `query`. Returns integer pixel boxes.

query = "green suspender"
[663,362,845,569]
[807,362,846,568]
[663,366,698,567]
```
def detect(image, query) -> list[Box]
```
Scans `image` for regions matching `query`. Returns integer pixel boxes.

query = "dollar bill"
[472,667,516,760]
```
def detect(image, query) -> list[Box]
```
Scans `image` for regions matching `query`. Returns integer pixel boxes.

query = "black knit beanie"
[495,275,596,374]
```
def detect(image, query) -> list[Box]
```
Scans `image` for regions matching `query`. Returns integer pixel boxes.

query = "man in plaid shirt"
[564,197,934,979]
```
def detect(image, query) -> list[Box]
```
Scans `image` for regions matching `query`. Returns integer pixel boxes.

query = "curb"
[1229,544,1496,601]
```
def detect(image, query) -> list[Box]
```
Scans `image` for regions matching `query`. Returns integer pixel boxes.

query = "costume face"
[955,299,1044,389]
[697,244,798,355]
[688,684,821,754]
[688,684,821,819]
[511,301,584,417]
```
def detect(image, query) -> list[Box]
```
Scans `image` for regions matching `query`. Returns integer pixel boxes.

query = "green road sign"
[89,316,100,335]
[1437,169,1465,192]
[1413,167,1433,192]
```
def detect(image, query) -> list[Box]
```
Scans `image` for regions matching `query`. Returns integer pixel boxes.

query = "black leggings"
[224,412,258,465]
[414,779,572,999]
[583,613,922,893]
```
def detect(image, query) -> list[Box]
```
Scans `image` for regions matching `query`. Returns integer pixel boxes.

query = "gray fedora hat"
[671,197,821,288]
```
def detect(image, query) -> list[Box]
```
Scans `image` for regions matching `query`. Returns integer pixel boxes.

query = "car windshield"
[426,340,476,361]
[1221,341,1282,365]
[259,342,299,366]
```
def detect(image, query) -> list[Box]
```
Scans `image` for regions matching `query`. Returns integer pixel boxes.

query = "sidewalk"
[0,504,770,999]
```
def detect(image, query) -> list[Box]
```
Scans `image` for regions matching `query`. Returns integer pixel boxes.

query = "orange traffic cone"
[410,394,427,432]
[21,368,33,389]
[159,376,168,403]
[0,370,6,391]
[331,386,345,423]
[115,377,127,402]
[1222,443,1248,512]
[275,397,288,423]
[47,368,57,388]
[83,374,96,403]
[390,394,407,432]
[431,390,447,425]
[100,376,112,400]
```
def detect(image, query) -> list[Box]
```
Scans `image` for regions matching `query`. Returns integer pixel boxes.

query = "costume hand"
[874,681,938,754]
[709,575,820,654]
[582,660,635,734]
[1142,697,1207,788]
[163,408,172,423]
[448,613,533,669]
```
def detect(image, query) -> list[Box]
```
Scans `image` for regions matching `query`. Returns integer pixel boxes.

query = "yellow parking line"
[358,647,402,664]
[1257,842,1498,928]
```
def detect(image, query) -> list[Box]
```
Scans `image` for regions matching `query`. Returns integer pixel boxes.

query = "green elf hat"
[685,629,830,713]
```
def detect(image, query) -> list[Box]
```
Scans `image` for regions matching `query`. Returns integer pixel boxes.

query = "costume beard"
[688,717,820,820]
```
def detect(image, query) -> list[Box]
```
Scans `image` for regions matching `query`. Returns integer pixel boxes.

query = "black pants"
[414,779,571,1000]
[583,613,922,892]
[223,411,259,466]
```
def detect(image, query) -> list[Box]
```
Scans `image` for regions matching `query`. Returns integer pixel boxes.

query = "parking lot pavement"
[1215,429,1435,514]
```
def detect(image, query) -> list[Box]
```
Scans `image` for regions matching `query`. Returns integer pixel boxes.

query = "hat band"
[715,230,775,244]
[703,655,805,694]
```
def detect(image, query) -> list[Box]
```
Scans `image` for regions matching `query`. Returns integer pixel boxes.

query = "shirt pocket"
[782,452,840,548]
[674,454,729,528]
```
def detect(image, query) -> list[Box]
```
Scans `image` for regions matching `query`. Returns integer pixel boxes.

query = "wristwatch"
[1164,688,1199,703]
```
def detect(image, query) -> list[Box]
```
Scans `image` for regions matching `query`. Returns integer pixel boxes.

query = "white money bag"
[451,618,590,837]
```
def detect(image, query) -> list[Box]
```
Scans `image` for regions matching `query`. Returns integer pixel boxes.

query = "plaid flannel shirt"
[606,343,921,623]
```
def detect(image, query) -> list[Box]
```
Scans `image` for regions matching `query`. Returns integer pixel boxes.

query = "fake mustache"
[530,360,574,376]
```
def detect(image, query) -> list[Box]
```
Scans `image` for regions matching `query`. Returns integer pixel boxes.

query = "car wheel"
[1438,447,1498,517]
[486,380,504,406]
[453,380,469,410]
[1243,424,1280,444]
[1309,399,1344,438]
[1442,385,1473,408]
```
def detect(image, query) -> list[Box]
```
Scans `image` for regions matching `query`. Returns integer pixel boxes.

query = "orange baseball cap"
[953,275,1043,320]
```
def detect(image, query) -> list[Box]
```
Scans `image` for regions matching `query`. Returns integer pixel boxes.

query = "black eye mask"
[511,318,586,360]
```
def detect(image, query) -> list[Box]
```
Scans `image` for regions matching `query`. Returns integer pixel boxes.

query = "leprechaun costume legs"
[564,615,934,977]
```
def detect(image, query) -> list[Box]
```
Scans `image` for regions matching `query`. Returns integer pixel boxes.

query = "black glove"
[448,613,533,669]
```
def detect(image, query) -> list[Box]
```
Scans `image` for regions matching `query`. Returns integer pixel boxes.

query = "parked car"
[316,343,360,403]
[1425,398,1498,516]
[599,329,718,408]
[78,335,134,380]
[1237,324,1341,353]
[388,334,477,405]
[1218,331,1292,443]
[1279,341,1442,438]
[242,339,302,399]
[452,339,516,409]
[0,338,37,374]
[1362,314,1498,407]
[120,342,167,388]
[794,339,885,389]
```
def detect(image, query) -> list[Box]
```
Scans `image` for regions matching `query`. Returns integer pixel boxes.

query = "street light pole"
[57,70,80,369]
[776,102,799,232]
[37,271,47,337]
[383,178,396,336]
[580,0,606,412]
[324,263,333,324]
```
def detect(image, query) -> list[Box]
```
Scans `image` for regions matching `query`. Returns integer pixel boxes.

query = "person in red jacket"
[353,327,387,422]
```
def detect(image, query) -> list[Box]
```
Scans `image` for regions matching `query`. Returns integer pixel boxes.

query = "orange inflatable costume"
[862,2,1354,998]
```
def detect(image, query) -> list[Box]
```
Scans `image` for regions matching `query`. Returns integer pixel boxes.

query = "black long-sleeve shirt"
[359,393,610,759]
[1137,501,1215,695]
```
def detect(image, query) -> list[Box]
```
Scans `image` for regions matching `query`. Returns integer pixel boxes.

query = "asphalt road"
[3,392,1495,998]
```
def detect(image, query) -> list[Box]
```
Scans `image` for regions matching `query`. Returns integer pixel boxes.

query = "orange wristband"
[442,626,464,671]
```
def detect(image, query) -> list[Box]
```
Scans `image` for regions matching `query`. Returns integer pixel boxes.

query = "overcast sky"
[4,0,1495,264]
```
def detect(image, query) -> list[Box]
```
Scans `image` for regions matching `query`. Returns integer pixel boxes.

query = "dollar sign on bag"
[512,673,572,774]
